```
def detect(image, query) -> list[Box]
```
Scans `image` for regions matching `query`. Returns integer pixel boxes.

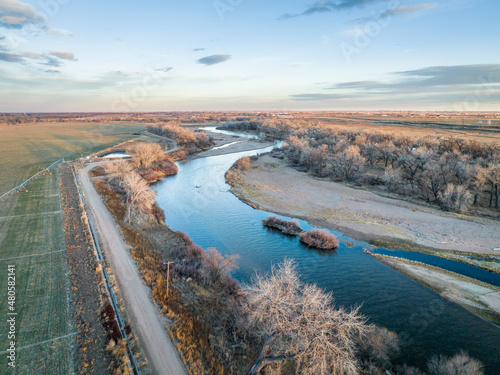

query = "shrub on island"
[262,215,303,236]
[299,229,339,250]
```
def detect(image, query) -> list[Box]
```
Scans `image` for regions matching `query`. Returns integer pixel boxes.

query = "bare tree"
[245,260,367,375]
[357,325,400,369]
[103,159,133,184]
[202,247,240,286]
[469,167,487,206]
[485,163,500,208]
[378,141,399,168]
[331,145,365,180]
[440,184,473,212]
[122,172,156,222]
[427,351,484,375]
[128,142,164,168]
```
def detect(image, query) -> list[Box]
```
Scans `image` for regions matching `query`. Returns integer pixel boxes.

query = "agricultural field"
[0,122,145,195]
[0,172,77,374]
[0,122,144,374]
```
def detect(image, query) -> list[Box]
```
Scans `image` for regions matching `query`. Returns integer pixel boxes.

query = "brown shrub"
[262,215,303,235]
[233,156,251,170]
[299,229,339,250]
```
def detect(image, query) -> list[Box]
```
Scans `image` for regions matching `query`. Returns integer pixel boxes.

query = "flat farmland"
[0,122,143,373]
[0,122,145,194]
[0,172,76,374]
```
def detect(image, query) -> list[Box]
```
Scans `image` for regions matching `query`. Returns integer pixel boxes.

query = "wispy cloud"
[0,0,46,29]
[0,50,22,62]
[350,2,438,23]
[280,0,379,20]
[193,48,206,52]
[0,39,77,68]
[196,54,232,66]
[155,66,173,73]
[49,50,77,61]
[328,64,500,90]
[290,93,357,101]
[291,64,500,103]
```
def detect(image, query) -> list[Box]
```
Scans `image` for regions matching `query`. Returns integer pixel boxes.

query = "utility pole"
[165,261,174,298]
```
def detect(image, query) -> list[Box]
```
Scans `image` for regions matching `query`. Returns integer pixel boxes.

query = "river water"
[154,140,500,372]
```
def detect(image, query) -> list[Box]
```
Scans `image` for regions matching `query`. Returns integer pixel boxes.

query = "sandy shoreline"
[371,254,500,323]
[188,129,274,160]
[229,154,500,256]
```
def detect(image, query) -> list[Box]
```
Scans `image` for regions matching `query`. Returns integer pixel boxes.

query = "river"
[154,137,500,372]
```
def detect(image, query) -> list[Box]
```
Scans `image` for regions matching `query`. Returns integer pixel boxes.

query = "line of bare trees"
[221,120,500,214]
[147,121,214,152]
[103,160,157,222]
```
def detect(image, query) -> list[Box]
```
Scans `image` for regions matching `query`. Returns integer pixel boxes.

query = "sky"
[0,0,499,112]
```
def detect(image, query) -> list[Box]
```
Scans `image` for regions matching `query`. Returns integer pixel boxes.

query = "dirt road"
[78,163,187,375]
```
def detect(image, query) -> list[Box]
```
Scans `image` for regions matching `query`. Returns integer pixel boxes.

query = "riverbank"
[229,154,500,258]
[369,253,500,324]
[189,128,274,160]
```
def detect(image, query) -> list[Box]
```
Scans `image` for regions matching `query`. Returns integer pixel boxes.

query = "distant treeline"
[220,120,500,215]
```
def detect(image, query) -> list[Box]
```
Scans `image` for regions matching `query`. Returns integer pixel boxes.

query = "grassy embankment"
[0,122,144,374]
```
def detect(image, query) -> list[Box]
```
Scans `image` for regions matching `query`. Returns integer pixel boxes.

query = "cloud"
[350,3,438,23]
[196,54,232,66]
[155,67,173,73]
[49,50,77,61]
[290,93,356,101]
[280,0,379,20]
[390,3,438,15]
[193,48,206,52]
[0,39,77,68]
[290,64,500,103]
[44,69,59,73]
[0,0,46,29]
[0,50,22,62]
[327,64,500,91]
[47,29,75,37]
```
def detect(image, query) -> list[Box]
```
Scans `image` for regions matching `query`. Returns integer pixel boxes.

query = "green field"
[0,122,145,195]
[0,122,143,374]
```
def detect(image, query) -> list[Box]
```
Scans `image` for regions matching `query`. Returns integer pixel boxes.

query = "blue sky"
[0,0,499,111]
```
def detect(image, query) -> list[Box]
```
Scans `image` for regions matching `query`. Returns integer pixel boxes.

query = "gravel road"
[78,163,187,375]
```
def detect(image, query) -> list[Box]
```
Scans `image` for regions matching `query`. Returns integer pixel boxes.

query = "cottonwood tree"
[129,142,163,168]
[485,162,500,208]
[440,184,472,212]
[202,247,240,286]
[427,351,484,375]
[397,148,431,188]
[123,172,156,222]
[330,145,365,181]
[469,167,487,206]
[103,160,133,185]
[245,260,367,375]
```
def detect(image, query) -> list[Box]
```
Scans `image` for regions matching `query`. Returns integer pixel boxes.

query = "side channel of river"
[154,136,500,372]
